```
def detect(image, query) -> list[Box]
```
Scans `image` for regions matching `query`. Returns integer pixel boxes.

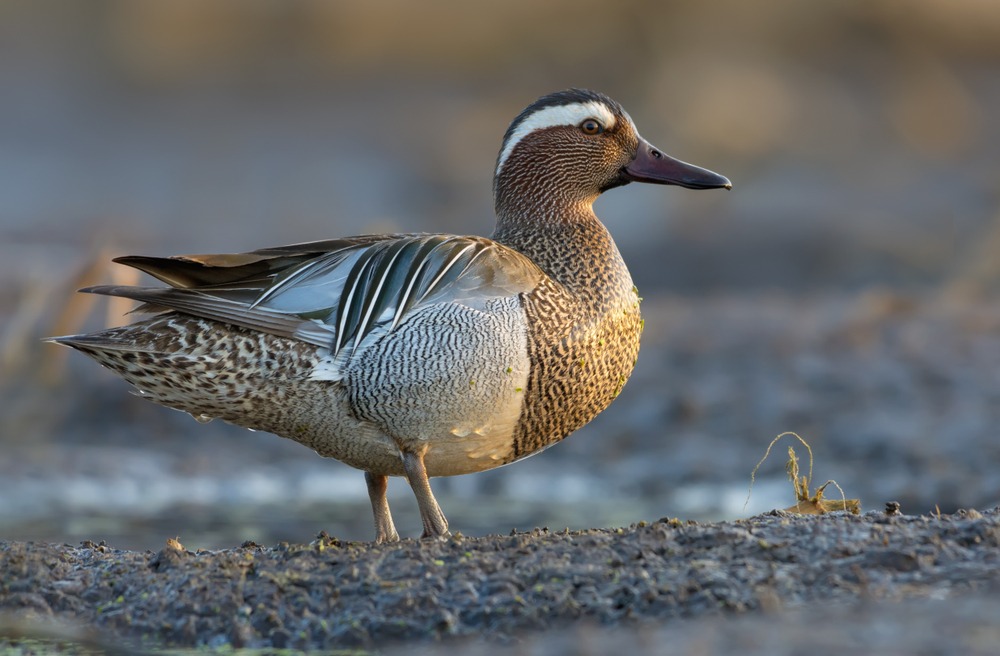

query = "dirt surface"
[2,508,999,653]
[3,0,1000,552]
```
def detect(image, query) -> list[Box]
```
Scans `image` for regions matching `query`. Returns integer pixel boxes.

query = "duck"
[51,89,731,543]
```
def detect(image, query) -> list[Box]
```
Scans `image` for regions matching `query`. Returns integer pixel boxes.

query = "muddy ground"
[2,508,999,653]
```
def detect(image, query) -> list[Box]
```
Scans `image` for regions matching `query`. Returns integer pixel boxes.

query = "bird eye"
[580,119,603,135]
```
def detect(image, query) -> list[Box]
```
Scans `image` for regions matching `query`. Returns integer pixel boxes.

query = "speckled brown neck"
[492,198,643,461]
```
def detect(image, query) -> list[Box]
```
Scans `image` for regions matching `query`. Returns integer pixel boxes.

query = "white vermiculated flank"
[496,101,617,176]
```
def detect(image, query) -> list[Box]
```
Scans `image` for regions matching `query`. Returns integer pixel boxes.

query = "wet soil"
[2,508,999,653]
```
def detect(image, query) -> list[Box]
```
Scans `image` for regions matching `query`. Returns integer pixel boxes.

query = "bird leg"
[401,449,450,539]
[365,471,400,544]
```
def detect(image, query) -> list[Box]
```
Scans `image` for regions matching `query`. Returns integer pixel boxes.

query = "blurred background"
[1,0,999,550]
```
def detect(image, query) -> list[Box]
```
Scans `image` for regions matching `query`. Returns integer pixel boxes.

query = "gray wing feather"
[89,234,546,360]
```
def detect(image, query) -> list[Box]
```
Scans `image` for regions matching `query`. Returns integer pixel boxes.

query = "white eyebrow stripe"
[496,101,617,175]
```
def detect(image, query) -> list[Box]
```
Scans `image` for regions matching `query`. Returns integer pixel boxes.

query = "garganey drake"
[51,89,731,543]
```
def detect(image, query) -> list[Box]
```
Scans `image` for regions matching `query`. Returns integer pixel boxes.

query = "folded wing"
[84,234,547,358]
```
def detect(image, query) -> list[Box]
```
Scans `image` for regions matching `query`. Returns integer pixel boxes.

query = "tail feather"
[47,331,157,353]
